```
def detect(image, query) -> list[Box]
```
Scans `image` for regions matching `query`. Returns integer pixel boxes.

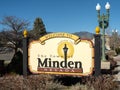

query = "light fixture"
[96,3,101,11]
[105,2,110,10]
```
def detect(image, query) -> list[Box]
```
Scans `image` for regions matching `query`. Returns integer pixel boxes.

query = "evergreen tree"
[33,18,47,39]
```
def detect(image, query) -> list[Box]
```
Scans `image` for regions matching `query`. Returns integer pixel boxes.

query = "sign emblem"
[57,41,74,58]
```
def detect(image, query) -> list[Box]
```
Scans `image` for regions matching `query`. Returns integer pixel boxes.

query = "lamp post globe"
[105,2,110,10]
[96,3,101,11]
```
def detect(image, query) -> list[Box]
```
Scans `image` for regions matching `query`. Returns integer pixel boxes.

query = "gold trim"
[23,29,28,38]
[39,32,80,45]
[95,26,100,34]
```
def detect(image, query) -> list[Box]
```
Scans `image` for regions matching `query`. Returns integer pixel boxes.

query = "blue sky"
[0,0,119,33]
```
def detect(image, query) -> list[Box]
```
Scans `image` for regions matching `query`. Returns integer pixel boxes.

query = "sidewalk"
[113,55,120,61]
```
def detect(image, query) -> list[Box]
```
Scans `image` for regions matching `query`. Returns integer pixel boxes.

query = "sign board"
[28,33,94,76]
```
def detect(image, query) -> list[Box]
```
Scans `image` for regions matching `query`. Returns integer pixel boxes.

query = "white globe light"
[105,2,110,10]
[96,3,101,11]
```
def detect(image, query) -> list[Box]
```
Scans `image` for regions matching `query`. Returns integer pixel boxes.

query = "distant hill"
[0,31,94,40]
[73,31,93,39]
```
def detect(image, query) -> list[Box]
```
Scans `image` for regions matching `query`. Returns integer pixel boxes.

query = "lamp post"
[63,44,68,68]
[96,2,110,61]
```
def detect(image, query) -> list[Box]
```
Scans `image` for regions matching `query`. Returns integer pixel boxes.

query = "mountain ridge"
[73,31,93,39]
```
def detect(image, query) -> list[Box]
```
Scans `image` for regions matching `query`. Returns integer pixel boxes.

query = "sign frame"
[28,32,94,76]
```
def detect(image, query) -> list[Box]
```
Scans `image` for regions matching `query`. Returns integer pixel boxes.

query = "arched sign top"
[39,32,81,45]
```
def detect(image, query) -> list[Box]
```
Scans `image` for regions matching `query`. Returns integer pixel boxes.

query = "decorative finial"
[23,29,28,38]
[95,26,100,34]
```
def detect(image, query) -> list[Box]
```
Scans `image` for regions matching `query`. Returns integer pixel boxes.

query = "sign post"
[23,30,28,76]
[94,27,101,76]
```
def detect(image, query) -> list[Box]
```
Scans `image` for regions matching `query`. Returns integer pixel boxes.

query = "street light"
[96,2,110,61]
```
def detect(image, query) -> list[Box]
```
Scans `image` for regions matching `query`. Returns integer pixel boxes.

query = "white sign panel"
[28,33,94,76]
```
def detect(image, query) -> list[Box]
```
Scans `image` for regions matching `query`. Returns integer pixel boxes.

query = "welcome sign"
[28,33,94,76]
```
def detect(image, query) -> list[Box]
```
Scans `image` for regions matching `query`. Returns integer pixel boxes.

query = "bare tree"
[109,29,120,50]
[0,16,29,53]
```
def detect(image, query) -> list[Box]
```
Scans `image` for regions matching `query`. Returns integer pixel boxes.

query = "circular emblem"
[57,41,74,59]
